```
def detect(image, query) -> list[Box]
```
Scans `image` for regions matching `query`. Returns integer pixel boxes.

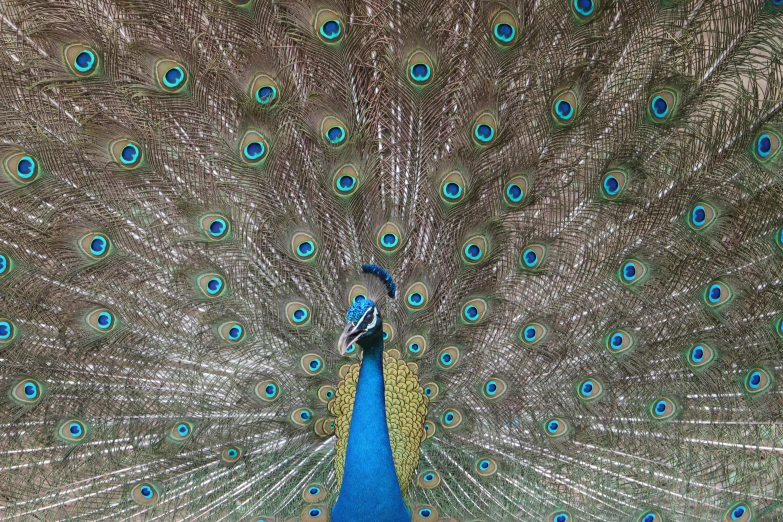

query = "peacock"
[1,0,783,520]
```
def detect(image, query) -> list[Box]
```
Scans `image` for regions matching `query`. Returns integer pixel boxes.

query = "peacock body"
[1,0,783,520]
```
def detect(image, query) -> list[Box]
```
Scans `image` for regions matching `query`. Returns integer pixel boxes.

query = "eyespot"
[491,10,518,46]
[462,235,488,264]
[301,354,324,376]
[606,329,635,354]
[688,202,717,231]
[543,417,568,438]
[685,343,716,369]
[382,321,394,343]
[155,59,188,92]
[292,232,318,261]
[422,382,439,400]
[221,445,243,464]
[0,319,17,345]
[300,505,328,522]
[377,222,403,253]
[723,502,752,522]
[348,284,369,306]
[637,511,662,522]
[520,322,548,346]
[218,321,246,343]
[437,346,460,370]
[601,169,628,200]
[776,227,783,253]
[472,112,497,145]
[404,335,426,357]
[407,50,434,86]
[439,171,466,204]
[423,420,436,438]
[10,378,43,406]
[317,385,336,403]
[648,89,677,123]
[753,129,781,164]
[547,511,572,522]
[769,0,783,10]
[0,252,12,279]
[475,457,497,476]
[576,377,603,402]
[552,90,578,125]
[286,302,312,327]
[461,298,487,324]
[314,9,344,43]
[200,214,230,241]
[404,282,430,311]
[64,43,99,76]
[197,273,226,298]
[78,232,112,260]
[85,308,116,332]
[131,482,161,505]
[520,244,546,271]
[303,484,328,502]
[413,505,439,521]
[333,164,359,196]
[618,259,648,287]
[504,175,529,207]
[240,130,269,164]
[168,421,194,442]
[250,73,279,106]
[56,419,89,443]
[744,368,772,395]
[321,116,347,146]
[416,470,441,488]
[3,152,40,184]
[291,407,313,426]
[649,397,677,420]
[777,316,783,340]
[440,408,462,429]
[109,139,143,169]
[314,416,336,437]
[571,0,599,20]
[254,380,280,402]
[703,280,733,308]
[482,378,507,400]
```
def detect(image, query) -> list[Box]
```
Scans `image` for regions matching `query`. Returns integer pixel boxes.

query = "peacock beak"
[338,322,364,355]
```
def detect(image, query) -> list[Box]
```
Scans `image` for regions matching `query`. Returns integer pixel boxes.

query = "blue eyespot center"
[692,205,706,226]
[623,262,636,280]
[524,249,537,267]
[209,219,226,236]
[90,236,107,256]
[292,308,308,322]
[16,156,35,178]
[486,380,497,394]
[256,86,277,104]
[479,459,490,469]
[121,144,139,164]
[23,382,37,398]
[164,66,184,88]
[603,175,619,195]
[419,509,431,517]
[581,381,593,394]
[0,254,7,273]
[749,371,762,388]
[338,175,356,191]
[309,487,320,494]
[547,420,559,432]
[692,346,704,362]
[300,410,311,421]
[97,311,112,329]
[708,284,721,303]
[207,277,222,294]
[465,305,479,319]
[643,514,655,522]
[382,331,389,340]
[757,134,772,157]
[410,63,431,82]
[409,342,420,353]
[475,123,495,142]
[228,326,242,340]
[69,422,83,436]
[445,412,455,423]
[309,359,320,370]
[326,126,345,144]
[611,333,623,347]
[0,321,11,339]
[381,233,398,247]
[320,20,341,40]
[652,95,669,118]
[465,244,482,260]
[265,384,276,397]
[227,448,238,458]
[655,401,666,414]
[525,327,536,340]
[297,241,314,256]
[556,516,568,522]
[177,423,189,436]
[732,506,746,519]
[244,141,266,160]
[408,292,423,305]
[441,353,452,364]
[506,183,523,202]
[75,50,95,72]
[494,23,515,42]
[140,486,153,498]
[444,181,462,198]
[556,100,573,119]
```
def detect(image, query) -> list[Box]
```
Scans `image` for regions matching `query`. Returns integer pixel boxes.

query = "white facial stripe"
[365,308,378,330]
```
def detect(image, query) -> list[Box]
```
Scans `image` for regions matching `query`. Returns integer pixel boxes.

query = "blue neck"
[332,337,410,522]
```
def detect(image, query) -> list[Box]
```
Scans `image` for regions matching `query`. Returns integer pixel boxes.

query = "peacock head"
[338,297,382,354]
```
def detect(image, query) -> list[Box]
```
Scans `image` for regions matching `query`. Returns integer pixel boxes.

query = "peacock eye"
[64,43,99,76]
[255,380,281,402]
[688,202,717,231]
[547,511,572,522]
[85,308,117,332]
[0,252,12,278]
[520,244,546,271]
[618,259,648,287]
[109,139,143,168]
[291,232,318,261]
[440,408,462,429]
[504,174,530,207]
[520,322,548,345]
[404,282,430,310]
[462,235,488,264]
[649,397,677,420]
[482,377,507,400]
[291,407,313,426]
[601,168,629,200]
[218,321,245,343]
[221,445,243,464]
[240,130,269,164]
[703,280,733,309]
[333,164,359,196]
[197,273,226,298]
[416,470,441,488]
[637,511,660,522]
[11,378,43,405]
[321,116,348,146]
[155,59,188,92]
[576,377,603,401]
[606,328,635,354]
[439,171,467,204]
[647,88,678,123]
[79,232,111,260]
[743,368,772,395]
[472,112,497,145]
[301,353,324,376]
[201,214,231,241]
[685,342,716,369]
[286,302,312,327]
[407,50,434,86]
[315,9,344,43]
[169,421,193,442]
[131,482,160,505]
[250,73,279,106]
[377,223,403,253]
[461,298,488,323]
[551,90,578,125]
[0,318,16,344]
[57,419,89,442]
[543,417,568,438]
[723,502,752,522]
[491,10,518,46]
